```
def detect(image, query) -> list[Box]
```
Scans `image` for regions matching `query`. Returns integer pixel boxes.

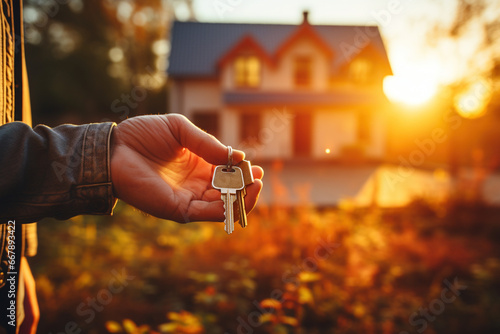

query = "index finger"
[167,114,245,165]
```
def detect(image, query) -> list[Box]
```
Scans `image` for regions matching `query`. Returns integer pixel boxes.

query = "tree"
[428,0,500,174]
[24,0,195,126]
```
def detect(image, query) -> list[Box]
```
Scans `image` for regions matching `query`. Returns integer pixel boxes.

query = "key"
[212,165,245,234]
[235,160,255,228]
[235,190,246,228]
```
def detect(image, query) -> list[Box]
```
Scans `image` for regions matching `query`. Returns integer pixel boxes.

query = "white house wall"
[220,108,239,148]
[313,111,357,158]
[366,113,385,158]
[220,108,293,161]
[181,79,221,118]
[259,109,293,159]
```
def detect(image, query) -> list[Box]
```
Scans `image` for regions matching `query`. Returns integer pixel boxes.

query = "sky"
[192,0,453,25]
[185,0,484,107]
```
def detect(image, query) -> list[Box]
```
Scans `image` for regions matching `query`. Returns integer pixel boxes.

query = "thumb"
[168,114,245,165]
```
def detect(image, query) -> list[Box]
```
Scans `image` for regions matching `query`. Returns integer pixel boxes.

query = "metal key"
[212,165,245,234]
[235,160,255,228]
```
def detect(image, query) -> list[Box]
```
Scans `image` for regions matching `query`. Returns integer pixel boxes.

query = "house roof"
[168,21,391,78]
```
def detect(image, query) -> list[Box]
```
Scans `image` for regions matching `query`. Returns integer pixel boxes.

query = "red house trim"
[273,23,334,61]
[217,34,274,69]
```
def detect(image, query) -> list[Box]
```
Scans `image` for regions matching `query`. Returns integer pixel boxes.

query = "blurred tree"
[420,0,500,172]
[24,0,195,126]
[448,0,500,84]
[426,0,500,88]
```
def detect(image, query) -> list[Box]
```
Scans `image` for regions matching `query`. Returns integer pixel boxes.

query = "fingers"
[184,200,225,222]
[202,188,223,202]
[184,176,263,223]
[244,179,263,214]
[168,114,245,165]
[251,165,264,180]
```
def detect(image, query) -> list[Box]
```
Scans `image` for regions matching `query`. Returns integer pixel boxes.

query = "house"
[167,11,392,164]
[165,13,500,208]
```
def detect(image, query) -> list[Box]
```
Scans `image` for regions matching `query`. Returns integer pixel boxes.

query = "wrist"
[110,125,119,198]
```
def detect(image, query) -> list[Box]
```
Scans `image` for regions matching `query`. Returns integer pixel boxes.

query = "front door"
[293,112,312,157]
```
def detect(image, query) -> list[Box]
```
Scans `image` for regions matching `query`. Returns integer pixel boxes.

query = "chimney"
[302,10,309,24]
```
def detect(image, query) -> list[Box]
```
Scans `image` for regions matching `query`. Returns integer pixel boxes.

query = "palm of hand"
[111,115,230,222]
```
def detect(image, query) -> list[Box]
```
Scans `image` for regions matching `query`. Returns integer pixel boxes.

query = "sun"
[454,79,492,119]
[383,74,438,107]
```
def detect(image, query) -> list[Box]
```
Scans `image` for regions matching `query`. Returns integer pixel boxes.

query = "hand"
[110,114,264,223]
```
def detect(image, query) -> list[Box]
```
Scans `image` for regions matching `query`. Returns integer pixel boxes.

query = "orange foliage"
[33,200,500,334]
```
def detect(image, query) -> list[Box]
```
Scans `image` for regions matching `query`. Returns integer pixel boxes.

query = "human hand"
[110,114,264,223]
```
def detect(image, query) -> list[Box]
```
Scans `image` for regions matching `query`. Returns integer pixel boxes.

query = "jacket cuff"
[77,122,117,215]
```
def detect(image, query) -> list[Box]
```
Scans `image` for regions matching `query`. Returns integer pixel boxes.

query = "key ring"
[227,146,233,169]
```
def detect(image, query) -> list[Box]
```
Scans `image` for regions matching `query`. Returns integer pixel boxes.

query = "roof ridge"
[172,20,380,28]
[168,21,390,77]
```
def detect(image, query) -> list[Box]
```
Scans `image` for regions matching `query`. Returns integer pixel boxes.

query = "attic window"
[294,56,312,88]
[234,56,260,88]
[350,58,372,84]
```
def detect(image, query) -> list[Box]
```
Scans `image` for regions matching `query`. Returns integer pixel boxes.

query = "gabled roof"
[217,34,274,68]
[274,21,334,61]
[168,21,391,78]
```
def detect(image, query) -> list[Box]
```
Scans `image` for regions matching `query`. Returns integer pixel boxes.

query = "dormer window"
[350,58,372,84]
[294,56,312,88]
[234,56,260,88]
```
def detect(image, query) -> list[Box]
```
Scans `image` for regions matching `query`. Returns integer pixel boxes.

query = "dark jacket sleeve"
[0,122,117,223]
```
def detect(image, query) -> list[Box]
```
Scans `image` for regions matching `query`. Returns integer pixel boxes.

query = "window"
[240,113,261,144]
[293,112,312,157]
[294,56,312,88]
[192,112,219,138]
[350,58,372,84]
[234,56,260,88]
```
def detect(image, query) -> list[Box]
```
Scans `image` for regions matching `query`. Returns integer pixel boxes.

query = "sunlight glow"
[383,75,438,107]
[454,79,492,119]
[325,148,331,154]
